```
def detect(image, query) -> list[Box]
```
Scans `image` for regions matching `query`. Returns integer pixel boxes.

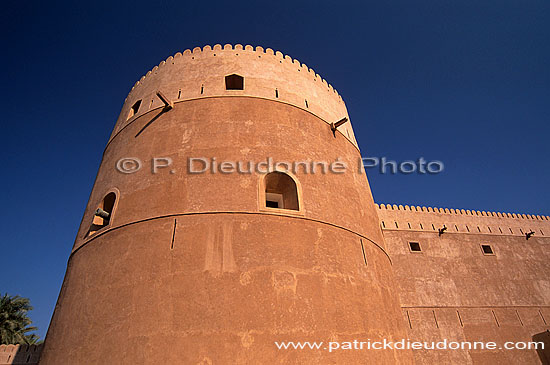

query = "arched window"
[87,192,117,237]
[263,172,299,211]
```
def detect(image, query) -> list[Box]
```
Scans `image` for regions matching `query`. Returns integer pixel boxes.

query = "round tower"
[41,44,413,364]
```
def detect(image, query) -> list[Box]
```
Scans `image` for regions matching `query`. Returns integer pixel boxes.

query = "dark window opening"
[275,89,279,98]
[266,200,279,208]
[225,74,244,90]
[87,192,116,237]
[127,100,142,120]
[409,242,421,252]
[264,172,299,210]
[201,85,204,94]
[481,244,494,255]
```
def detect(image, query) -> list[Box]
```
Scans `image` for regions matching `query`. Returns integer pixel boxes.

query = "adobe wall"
[40,46,413,364]
[0,345,42,365]
[377,203,550,364]
[110,44,357,148]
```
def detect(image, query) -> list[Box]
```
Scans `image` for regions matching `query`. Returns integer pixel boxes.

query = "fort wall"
[0,345,42,365]
[377,203,550,364]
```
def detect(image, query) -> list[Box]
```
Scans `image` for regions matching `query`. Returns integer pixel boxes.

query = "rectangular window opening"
[481,244,494,255]
[265,192,283,209]
[127,99,142,120]
[225,74,244,90]
[409,241,422,252]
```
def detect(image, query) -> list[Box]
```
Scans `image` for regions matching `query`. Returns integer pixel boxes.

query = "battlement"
[130,44,342,97]
[0,344,42,365]
[111,44,356,147]
[376,203,550,237]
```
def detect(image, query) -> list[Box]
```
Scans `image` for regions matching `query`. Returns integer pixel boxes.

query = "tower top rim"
[128,44,341,98]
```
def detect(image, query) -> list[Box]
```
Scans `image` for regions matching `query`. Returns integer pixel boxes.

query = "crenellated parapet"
[0,344,42,365]
[376,203,550,238]
[110,44,357,147]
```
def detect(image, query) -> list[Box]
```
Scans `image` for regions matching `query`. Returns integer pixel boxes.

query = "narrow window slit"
[170,219,177,249]
[360,239,368,267]
[492,310,500,327]
[516,310,524,326]
[539,309,547,325]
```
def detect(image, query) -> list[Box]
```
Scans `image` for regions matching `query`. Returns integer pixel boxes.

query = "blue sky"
[1,0,548,339]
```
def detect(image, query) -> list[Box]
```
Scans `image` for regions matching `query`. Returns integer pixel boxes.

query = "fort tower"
[40,44,413,364]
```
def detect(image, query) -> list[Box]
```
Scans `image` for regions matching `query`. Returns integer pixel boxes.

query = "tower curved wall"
[40,44,412,364]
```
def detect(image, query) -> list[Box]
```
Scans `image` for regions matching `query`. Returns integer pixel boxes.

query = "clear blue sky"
[1,0,548,339]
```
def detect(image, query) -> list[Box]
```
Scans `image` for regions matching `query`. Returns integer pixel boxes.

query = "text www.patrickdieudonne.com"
[274,339,545,352]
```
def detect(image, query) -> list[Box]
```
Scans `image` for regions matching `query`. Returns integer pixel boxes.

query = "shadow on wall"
[0,344,42,365]
[534,330,550,365]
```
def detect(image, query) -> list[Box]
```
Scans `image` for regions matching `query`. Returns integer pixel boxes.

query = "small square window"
[408,242,421,252]
[225,74,244,90]
[481,244,494,255]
